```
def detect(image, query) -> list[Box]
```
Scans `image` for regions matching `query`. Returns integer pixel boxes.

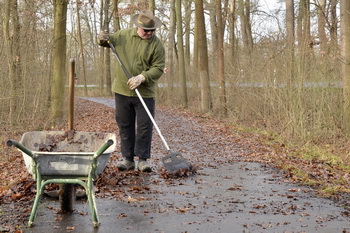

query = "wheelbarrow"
[7,130,116,227]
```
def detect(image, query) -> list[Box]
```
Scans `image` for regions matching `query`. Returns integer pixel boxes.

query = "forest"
[1,0,350,166]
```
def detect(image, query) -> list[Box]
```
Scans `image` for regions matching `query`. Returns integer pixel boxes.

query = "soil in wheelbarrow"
[1,97,350,232]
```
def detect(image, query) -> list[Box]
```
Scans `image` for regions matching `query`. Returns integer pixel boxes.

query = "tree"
[286,0,295,83]
[51,0,68,125]
[113,0,121,31]
[340,0,350,134]
[209,0,218,70]
[184,0,192,66]
[103,0,112,95]
[238,0,253,53]
[167,0,176,92]
[295,0,312,89]
[3,0,21,125]
[228,0,236,61]
[195,0,212,113]
[315,0,327,53]
[216,0,227,116]
[76,0,88,96]
[176,0,188,108]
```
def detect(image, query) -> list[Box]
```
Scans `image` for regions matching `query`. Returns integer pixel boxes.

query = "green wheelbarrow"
[7,131,116,227]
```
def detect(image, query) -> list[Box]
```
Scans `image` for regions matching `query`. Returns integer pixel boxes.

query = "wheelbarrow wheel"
[59,184,75,212]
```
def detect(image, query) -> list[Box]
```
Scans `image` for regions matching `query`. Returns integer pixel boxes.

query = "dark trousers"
[114,93,155,160]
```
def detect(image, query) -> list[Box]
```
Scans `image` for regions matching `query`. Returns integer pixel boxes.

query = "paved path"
[23,97,349,232]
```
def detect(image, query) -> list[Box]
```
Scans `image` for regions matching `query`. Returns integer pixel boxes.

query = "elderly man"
[98,10,165,172]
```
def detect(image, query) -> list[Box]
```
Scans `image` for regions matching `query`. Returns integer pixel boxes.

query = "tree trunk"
[51,0,68,125]
[209,0,218,71]
[103,0,112,95]
[76,0,88,96]
[113,0,121,31]
[216,0,227,116]
[286,0,295,84]
[330,0,338,48]
[184,0,192,66]
[167,0,176,92]
[176,0,188,108]
[149,0,155,13]
[99,0,105,92]
[297,0,311,80]
[340,0,350,134]
[196,0,212,113]
[3,0,22,126]
[238,0,253,53]
[316,0,327,53]
[229,0,236,62]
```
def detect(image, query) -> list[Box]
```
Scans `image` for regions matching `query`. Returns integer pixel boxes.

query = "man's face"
[137,27,155,39]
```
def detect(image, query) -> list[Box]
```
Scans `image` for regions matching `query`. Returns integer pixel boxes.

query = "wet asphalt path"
[22,97,349,233]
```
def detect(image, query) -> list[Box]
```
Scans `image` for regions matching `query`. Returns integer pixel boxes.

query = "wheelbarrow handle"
[7,140,34,158]
[93,139,114,159]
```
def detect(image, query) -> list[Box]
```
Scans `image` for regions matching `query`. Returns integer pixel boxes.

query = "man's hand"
[127,74,146,90]
[98,30,109,43]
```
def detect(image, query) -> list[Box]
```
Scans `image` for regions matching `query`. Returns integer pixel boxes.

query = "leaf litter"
[1,98,350,232]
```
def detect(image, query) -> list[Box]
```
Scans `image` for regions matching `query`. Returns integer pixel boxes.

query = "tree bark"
[216,0,227,116]
[209,0,218,69]
[316,0,327,53]
[229,0,236,62]
[113,0,121,31]
[340,0,350,134]
[167,0,176,92]
[176,0,188,108]
[184,0,192,66]
[196,0,212,113]
[238,0,253,53]
[286,0,295,84]
[76,0,88,95]
[51,0,68,125]
[3,0,22,125]
[103,0,112,95]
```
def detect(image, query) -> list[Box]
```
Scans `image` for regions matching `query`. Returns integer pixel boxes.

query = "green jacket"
[106,28,165,98]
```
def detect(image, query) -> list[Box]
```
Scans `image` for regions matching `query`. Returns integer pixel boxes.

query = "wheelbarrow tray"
[19,131,116,176]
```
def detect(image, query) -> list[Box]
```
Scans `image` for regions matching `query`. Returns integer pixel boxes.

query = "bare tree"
[113,0,121,31]
[330,0,338,48]
[209,0,218,68]
[51,0,68,125]
[76,0,88,95]
[286,0,295,83]
[103,0,112,95]
[228,0,236,61]
[195,0,212,113]
[216,0,227,116]
[315,0,328,53]
[238,0,253,53]
[176,0,188,108]
[340,0,350,133]
[184,0,192,66]
[167,0,176,92]
[3,0,22,125]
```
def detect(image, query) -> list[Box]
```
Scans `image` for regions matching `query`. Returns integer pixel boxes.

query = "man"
[98,10,165,172]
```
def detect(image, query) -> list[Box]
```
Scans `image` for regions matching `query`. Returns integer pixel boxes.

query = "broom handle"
[108,41,170,151]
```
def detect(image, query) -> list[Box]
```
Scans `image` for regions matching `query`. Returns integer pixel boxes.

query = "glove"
[98,30,109,43]
[127,74,146,90]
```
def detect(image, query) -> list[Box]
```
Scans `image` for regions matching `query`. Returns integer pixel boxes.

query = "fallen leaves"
[1,97,350,232]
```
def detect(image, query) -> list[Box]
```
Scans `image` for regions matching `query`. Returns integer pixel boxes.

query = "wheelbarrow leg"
[87,176,99,227]
[28,168,43,227]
